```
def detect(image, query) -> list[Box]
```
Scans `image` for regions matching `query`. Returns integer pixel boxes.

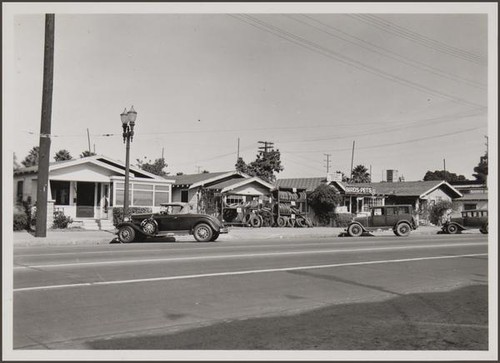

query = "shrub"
[333,213,355,227]
[14,212,28,231]
[429,200,453,225]
[112,207,153,226]
[52,211,73,229]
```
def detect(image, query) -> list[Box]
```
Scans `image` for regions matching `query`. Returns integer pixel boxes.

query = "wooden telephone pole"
[35,14,55,237]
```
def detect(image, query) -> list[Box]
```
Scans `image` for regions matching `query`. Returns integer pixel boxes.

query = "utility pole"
[35,14,55,237]
[443,158,447,181]
[162,147,164,160]
[87,128,91,153]
[350,140,355,180]
[324,153,331,173]
[237,137,240,161]
[258,141,274,155]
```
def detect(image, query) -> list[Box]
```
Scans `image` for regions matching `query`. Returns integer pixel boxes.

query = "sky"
[3,3,497,182]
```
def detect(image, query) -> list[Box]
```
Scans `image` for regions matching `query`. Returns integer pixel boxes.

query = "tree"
[472,153,488,183]
[307,184,342,225]
[80,150,97,158]
[136,157,169,176]
[235,150,284,183]
[54,149,73,162]
[350,164,371,183]
[423,170,467,182]
[21,146,39,167]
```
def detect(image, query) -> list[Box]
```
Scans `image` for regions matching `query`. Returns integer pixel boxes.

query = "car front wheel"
[193,223,213,242]
[347,223,363,237]
[480,223,488,234]
[118,225,136,243]
[395,222,411,237]
[446,223,459,234]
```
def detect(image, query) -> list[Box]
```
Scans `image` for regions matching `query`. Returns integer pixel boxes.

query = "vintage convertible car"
[116,202,228,243]
[441,209,488,234]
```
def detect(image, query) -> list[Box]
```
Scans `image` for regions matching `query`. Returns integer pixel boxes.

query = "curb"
[13,226,444,247]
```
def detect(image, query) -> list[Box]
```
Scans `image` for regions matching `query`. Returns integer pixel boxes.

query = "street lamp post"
[121,106,137,220]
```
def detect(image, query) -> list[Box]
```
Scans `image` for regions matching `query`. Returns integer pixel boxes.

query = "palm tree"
[21,146,39,167]
[350,164,371,183]
[54,149,73,162]
[80,150,97,158]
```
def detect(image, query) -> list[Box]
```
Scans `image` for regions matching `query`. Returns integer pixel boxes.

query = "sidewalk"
[13,225,443,247]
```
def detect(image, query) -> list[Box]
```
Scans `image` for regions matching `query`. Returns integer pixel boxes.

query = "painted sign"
[345,186,375,194]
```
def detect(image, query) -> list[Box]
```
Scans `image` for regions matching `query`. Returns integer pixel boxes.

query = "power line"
[231,14,484,109]
[289,14,486,90]
[284,125,486,154]
[349,14,486,65]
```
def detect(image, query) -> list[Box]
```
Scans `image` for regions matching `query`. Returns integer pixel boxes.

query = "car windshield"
[161,204,189,214]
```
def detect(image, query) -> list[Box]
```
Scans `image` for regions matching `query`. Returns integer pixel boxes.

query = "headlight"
[123,217,131,222]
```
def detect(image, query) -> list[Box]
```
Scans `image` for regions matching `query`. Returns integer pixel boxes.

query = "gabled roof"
[275,177,327,192]
[207,177,275,193]
[13,155,173,181]
[276,178,462,198]
[173,171,248,188]
[352,180,462,198]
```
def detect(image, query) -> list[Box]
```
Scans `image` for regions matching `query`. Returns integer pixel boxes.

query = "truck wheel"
[250,215,262,228]
[118,226,136,243]
[347,223,363,237]
[446,223,459,234]
[194,223,213,242]
[396,222,411,237]
[277,216,287,227]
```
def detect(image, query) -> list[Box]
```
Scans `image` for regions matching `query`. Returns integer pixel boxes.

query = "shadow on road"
[85,284,488,350]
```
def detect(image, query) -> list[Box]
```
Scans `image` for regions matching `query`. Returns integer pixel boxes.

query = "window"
[16,180,23,203]
[398,206,410,214]
[386,207,397,215]
[181,190,189,203]
[373,208,383,216]
[50,180,70,205]
[464,203,476,210]
[114,181,170,207]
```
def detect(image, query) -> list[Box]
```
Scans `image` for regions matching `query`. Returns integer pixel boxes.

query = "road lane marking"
[14,253,487,292]
[14,242,487,269]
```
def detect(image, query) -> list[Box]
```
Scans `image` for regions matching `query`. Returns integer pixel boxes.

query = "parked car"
[345,205,418,237]
[441,209,488,234]
[116,202,228,243]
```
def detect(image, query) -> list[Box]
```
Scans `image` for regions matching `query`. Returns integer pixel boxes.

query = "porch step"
[98,219,115,231]
[80,219,100,231]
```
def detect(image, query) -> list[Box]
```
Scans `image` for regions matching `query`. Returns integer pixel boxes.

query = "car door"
[371,207,385,227]
[385,207,399,227]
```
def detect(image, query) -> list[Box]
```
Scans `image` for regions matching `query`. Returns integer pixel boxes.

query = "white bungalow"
[14,155,174,229]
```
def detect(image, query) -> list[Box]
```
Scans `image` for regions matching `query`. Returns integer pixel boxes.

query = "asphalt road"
[12,233,488,351]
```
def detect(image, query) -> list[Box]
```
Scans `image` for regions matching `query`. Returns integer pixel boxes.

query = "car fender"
[446,222,466,231]
[190,217,221,234]
[116,221,152,236]
[347,221,368,232]
[393,219,415,230]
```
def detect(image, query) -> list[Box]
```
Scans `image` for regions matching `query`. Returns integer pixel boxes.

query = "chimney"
[386,169,398,183]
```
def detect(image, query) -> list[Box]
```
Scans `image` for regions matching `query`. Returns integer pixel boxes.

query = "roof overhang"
[420,181,463,199]
[220,177,275,193]
[189,171,248,189]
